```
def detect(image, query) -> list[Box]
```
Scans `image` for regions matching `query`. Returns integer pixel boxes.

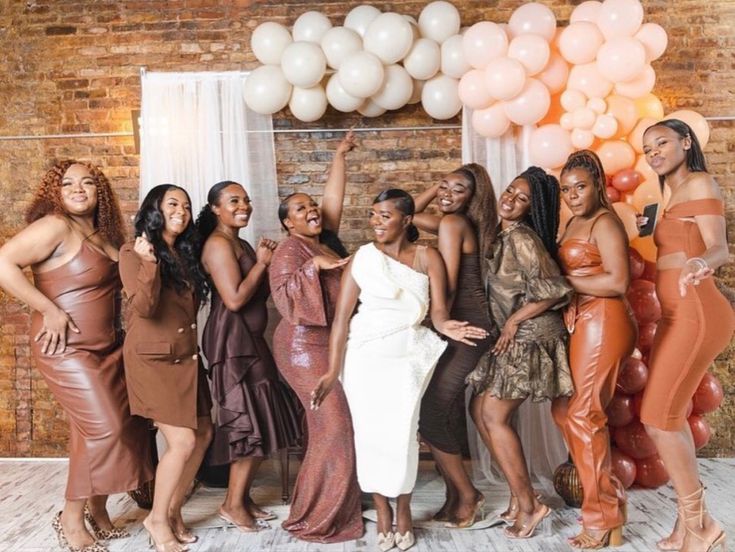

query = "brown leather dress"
[269,235,363,543]
[640,199,735,430]
[556,232,637,531]
[202,239,302,464]
[31,240,154,500]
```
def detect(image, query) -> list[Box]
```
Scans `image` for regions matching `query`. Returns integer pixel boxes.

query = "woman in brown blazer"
[120,184,212,552]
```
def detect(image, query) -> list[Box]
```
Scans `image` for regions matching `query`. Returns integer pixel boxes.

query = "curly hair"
[519,166,561,258]
[644,118,708,186]
[135,184,209,303]
[373,188,419,242]
[450,163,498,277]
[25,160,126,248]
[195,180,242,242]
[277,192,349,258]
[561,149,613,212]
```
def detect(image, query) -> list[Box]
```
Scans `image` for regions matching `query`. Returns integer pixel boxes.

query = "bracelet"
[686,257,709,271]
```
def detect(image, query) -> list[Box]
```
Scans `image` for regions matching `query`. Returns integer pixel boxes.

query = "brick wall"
[0,0,733,456]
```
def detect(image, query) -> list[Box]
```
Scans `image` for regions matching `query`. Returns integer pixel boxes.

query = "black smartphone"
[638,203,659,237]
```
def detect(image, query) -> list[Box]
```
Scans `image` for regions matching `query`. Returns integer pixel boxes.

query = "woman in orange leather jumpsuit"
[553,150,637,549]
[639,119,733,552]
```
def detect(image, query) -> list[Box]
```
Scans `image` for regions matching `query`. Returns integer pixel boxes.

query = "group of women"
[0,118,731,552]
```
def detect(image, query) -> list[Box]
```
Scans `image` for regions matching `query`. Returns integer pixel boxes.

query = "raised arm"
[0,216,80,354]
[119,238,162,318]
[321,130,356,233]
[413,183,441,234]
[202,236,275,312]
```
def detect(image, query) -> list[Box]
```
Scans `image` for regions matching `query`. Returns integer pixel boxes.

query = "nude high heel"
[569,526,624,549]
[680,485,727,552]
[377,530,396,551]
[395,530,415,551]
[445,495,485,528]
[504,503,553,540]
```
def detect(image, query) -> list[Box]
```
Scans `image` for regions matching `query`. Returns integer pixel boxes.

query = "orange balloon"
[665,109,710,149]
[596,140,636,175]
[612,202,638,240]
[634,154,659,185]
[631,234,657,262]
[606,94,638,138]
[631,177,663,212]
[635,93,664,119]
[628,116,659,153]
[538,93,565,126]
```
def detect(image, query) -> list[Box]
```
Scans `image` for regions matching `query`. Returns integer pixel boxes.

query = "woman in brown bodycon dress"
[411,164,496,528]
[268,131,364,543]
[552,150,637,549]
[120,184,213,552]
[0,161,153,552]
[639,120,733,552]
[196,181,301,532]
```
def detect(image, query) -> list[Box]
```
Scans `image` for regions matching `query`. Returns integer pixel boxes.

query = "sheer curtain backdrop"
[462,108,569,492]
[140,70,281,243]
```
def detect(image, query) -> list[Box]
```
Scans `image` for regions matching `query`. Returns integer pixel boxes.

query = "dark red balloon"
[612,168,643,193]
[613,420,657,459]
[611,447,637,489]
[632,391,645,417]
[627,279,662,325]
[617,357,649,395]
[637,322,658,353]
[606,186,621,203]
[628,248,645,280]
[692,372,724,415]
[688,414,711,450]
[641,261,657,282]
[607,393,635,428]
[635,454,669,488]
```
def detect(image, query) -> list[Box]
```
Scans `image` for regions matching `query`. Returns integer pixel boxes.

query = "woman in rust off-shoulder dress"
[0,161,153,552]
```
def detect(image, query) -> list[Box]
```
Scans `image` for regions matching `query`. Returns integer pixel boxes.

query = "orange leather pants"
[553,295,637,530]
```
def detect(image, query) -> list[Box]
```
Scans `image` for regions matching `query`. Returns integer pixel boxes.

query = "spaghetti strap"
[586,212,608,241]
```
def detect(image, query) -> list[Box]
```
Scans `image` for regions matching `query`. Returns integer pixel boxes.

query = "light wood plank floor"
[1,458,733,551]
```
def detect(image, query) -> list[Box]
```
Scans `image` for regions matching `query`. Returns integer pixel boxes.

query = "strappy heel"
[51,512,109,552]
[656,504,684,551]
[504,503,552,539]
[500,491,544,524]
[569,525,624,549]
[83,506,129,540]
[680,485,727,552]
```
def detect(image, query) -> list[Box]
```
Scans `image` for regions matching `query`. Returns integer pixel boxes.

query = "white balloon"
[326,74,363,112]
[405,15,421,41]
[244,65,292,115]
[403,38,441,80]
[357,98,386,117]
[280,41,327,88]
[371,64,414,110]
[363,12,415,64]
[418,0,461,44]
[251,22,293,65]
[320,26,362,69]
[408,79,425,104]
[421,73,462,120]
[289,85,328,122]
[338,51,385,98]
[441,34,471,79]
[507,33,550,75]
[292,11,333,43]
[344,5,381,38]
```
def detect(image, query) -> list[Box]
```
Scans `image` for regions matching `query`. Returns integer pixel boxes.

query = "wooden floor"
[1,458,733,551]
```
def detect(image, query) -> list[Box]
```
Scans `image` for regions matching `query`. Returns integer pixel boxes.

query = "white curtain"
[462,108,569,492]
[139,70,281,243]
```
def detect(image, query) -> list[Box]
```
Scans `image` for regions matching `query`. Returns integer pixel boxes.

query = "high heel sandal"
[656,506,684,551]
[51,512,109,552]
[569,526,623,549]
[504,503,552,539]
[218,507,260,533]
[143,518,189,552]
[445,495,486,528]
[680,485,727,552]
[173,528,198,544]
[500,492,544,524]
[83,506,129,540]
[377,530,396,551]
[395,530,415,551]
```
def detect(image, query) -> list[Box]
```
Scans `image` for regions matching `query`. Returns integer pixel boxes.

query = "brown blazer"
[119,241,207,429]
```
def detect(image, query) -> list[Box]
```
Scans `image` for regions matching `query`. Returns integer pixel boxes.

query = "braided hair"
[519,166,561,258]
[644,119,708,186]
[561,149,612,212]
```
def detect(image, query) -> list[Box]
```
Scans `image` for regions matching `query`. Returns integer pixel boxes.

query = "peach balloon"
[596,140,636,174]
[635,93,665,119]
[508,33,550,76]
[485,57,527,101]
[629,117,659,153]
[593,113,618,139]
[612,202,639,240]
[571,0,603,23]
[529,124,574,169]
[538,94,565,125]
[666,109,711,149]
[606,94,638,137]
[631,177,663,212]
[597,0,644,40]
[508,2,557,41]
[631,235,657,262]
[561,89,587,112]
[572,107,596,130]
[634,153,661,190]
[559,21,604,65]
[635,23,668,62]
[596,36,646,83]
[567,63,613,99]
[462,21,508,69]
[458,70,495,110]
[614,64,656,99]
[472,102,511,138]
[572,128,595,149]
[537,53,570,95]
[503,78,551,125]
[560,112,574,130]
[588,97,607,114]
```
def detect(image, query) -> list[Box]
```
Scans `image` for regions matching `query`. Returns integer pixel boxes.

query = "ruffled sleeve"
[268,237,328,327]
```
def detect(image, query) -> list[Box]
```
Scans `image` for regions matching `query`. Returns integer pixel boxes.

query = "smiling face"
[642,125,692,177]
[370,199,410,244]
[560,167,600,217]
[283,193,322,237]
[160,188,192,241]
[60,163,98,216]
[497,177,531,222]
[436,172,473,214]
[213,184,252,229]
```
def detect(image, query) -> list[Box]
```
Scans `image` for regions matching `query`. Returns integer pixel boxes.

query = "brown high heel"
[51,512,109,552]
[83,506,129,540]
[569,526,624,549]
[680,485,727,552]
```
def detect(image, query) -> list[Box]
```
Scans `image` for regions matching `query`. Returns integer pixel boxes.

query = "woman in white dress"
[311,189,489,551]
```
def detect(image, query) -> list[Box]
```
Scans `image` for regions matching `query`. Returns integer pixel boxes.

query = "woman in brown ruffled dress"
[268,131,364,543]
[0,161,153,552]
[196,180,302,532]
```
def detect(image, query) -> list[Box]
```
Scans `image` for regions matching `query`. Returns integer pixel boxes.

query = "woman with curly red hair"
[0,161,154,552]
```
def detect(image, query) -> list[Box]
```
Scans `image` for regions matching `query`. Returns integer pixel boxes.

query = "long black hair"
[644,118,708,186]
[195,180,242,241]
[277,192,349,258]
[519,166,560,258]
[373,188,419,243]
[135,184,209,302]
